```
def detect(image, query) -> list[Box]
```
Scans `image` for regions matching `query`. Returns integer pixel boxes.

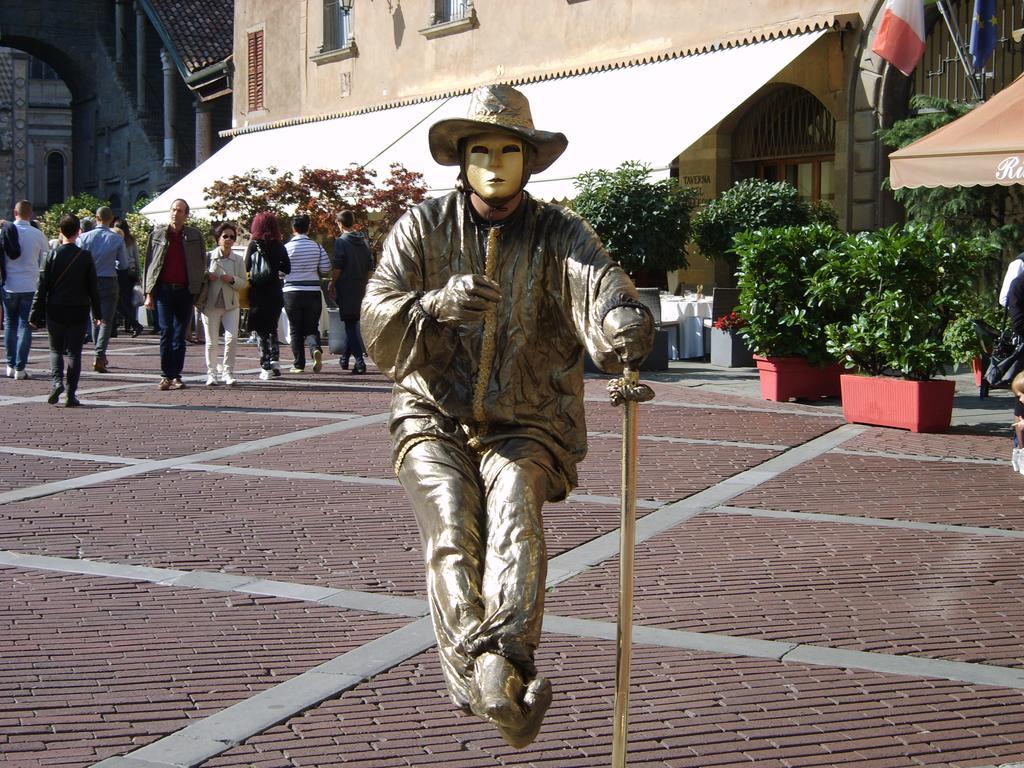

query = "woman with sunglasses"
[196,221,247,386]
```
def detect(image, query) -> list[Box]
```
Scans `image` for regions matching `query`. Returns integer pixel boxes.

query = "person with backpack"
[28,215,102,407]
[4,201,48,379]
[245,212,291,380]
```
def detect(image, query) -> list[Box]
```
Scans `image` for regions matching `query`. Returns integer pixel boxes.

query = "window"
[323,0,352,51]
[433,0,472,24]
[247,30,265,112]
[732,85,836,203]
[28,57,60,81]
[421,0,475,38]
[46,153,65,207]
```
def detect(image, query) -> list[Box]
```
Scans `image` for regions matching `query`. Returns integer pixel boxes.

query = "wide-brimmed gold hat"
[428,84,568,173]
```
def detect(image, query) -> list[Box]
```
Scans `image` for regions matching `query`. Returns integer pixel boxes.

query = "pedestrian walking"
[197,222,246,387]
[77,206,127,373]
[143,198,206,390]
[245,212,290,381]
[0,215,20,337]
[283,214,329,373]
[1012,372,1024,476]
[113,217,144,337]
[4,201,48,379]
[29,214,102,407]
[329,209,373,374]
[1009,272,1024,476]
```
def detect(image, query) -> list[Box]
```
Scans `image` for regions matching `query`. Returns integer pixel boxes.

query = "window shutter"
[247,30,265,112]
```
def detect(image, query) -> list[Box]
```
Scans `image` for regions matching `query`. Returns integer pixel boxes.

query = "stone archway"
[0,1,182,213]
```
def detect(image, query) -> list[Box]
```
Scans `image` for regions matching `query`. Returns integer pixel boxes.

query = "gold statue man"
[361,84,653,747]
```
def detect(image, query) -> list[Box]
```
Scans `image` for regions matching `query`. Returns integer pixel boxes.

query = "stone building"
[0,0,234,216]
[145,0,1024,287]
[0,49,73,214]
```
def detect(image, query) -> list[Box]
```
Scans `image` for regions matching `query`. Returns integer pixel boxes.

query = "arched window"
[46,152,66,207]
[732,85,836,202]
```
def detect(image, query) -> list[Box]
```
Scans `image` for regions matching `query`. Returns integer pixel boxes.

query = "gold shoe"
[496,676,552,749]
[470,652,525,730]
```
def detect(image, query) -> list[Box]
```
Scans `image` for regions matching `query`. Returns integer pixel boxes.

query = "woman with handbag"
[198,222,247,387]
[244,212,290,380]
[28,214,102,407]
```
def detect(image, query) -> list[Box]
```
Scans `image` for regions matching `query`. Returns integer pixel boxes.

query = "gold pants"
[398,437,556,710]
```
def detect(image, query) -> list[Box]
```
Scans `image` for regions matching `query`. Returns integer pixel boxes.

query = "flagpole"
[936,0,984,100]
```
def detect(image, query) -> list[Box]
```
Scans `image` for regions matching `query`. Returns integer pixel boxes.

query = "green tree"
[692,179,835,279]
[40,193,111,240]
[571,161,697,285]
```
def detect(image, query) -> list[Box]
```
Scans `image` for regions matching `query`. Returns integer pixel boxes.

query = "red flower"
[713,311,746,331]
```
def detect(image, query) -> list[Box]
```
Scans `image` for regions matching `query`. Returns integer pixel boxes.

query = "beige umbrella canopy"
[889,73,1024,189]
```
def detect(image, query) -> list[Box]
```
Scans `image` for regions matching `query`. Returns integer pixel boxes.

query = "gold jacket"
[362,191,643,496]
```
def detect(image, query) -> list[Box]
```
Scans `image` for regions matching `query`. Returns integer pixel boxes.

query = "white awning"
[143,30,825,221]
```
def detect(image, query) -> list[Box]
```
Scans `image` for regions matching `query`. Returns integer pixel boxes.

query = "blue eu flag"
[969,0,998,70]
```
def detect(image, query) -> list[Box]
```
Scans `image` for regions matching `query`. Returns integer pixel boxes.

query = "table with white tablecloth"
[659,294,713,359]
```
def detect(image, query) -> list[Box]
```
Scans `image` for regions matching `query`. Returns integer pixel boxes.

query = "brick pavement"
[2,331,1024,768]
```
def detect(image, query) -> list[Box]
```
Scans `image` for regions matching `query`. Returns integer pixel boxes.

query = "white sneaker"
[223,374,236,387]
[4,365,12,378]
[14,369,29,380]
[205,375,218,387]
[258,368,272,381]
[1014,448,1021,473]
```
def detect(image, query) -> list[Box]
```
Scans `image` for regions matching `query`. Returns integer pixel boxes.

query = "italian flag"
[872,0,927,76]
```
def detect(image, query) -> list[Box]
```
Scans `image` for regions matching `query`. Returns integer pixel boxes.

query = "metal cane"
[608,366,654,767]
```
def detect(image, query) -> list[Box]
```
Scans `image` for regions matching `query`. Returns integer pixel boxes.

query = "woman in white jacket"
[198,222,247,386]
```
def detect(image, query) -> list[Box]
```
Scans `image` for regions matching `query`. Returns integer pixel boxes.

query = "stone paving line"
[0,412,390,505]
[4,547,1024,694]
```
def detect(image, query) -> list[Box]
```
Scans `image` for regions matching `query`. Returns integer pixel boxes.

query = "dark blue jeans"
[3,290,34,371]
[155,283,193,379]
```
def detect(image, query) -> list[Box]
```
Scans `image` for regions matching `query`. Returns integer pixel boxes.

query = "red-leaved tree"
[203,164,427,250]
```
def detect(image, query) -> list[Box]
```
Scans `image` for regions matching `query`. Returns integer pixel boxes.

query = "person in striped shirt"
[283,214,331,372]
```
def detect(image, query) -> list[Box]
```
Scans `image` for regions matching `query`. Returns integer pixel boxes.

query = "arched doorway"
[732,85,836,203]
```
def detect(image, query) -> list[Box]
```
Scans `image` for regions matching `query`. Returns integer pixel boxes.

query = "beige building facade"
[150,1,1023,288]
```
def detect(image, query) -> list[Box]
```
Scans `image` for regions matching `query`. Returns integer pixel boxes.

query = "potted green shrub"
[808,223,995,432]
[733,223,847,401]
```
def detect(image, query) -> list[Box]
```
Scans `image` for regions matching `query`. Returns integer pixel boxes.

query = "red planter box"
[753,356,843,402]
[840,374,955,433]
